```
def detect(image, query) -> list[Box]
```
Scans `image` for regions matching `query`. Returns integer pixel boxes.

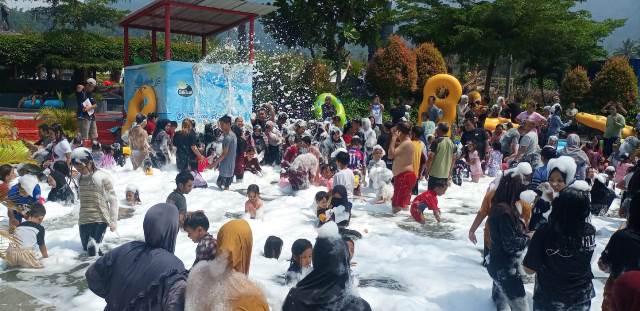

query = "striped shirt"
[78,172,114,225]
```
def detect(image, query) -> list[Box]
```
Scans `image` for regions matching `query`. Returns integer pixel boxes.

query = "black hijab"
[331,185,352,227]
[85,204,186,311]
[282,232,371,311]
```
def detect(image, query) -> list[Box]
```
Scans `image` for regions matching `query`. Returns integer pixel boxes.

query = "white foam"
[316,220,340,239]
[570,180,592,192]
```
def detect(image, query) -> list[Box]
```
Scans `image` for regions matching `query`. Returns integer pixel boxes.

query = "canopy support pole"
[123,26,130,66]
[164,2,171,60]
[249,16,255,64]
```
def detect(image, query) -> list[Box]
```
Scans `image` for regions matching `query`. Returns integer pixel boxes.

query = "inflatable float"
[484,117,519,131]
[22,99,64,109]
[314,93,346,126]
[418,74,462,136]
[575,112,635,138]
[122,85,157,138]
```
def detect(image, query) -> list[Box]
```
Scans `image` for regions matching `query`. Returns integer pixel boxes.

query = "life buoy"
[123,85,157,138]
[314,93,346,126]
[418,74,462,136]
[575,112,635,138]
[484,117,519,131]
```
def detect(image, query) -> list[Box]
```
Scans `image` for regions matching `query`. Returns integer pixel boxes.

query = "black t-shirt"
[461,128,489,158]
[600,228,640,279]
[76,91,95,120]
[172,131,197,160]
[501,103,522,123]
[523,224,596,304]
[390,106,407,124]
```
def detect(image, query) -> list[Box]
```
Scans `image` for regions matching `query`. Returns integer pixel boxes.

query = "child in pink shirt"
[468,142,483,183]
[244,184,263,219]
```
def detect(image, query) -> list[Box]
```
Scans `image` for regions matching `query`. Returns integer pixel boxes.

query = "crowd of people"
[1,87,639,311]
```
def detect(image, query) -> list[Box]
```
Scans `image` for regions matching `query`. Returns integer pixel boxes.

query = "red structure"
[119,0,277,65]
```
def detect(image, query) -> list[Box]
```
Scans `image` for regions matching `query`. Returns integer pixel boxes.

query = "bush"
[591,56,638,109]
[342,97,371,121]
[37,107,78,139]
[415,42,447,91]
[560,66,591,106]
[366,35,417,102]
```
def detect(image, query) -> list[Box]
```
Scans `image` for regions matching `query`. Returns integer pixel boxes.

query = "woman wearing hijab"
[46,169,74,204]
[283,222,371,311]
[186,219,268,311]
[331,185,352,228]
[320,127,346,162]
[558,134,589,181]
[85,204,187,311]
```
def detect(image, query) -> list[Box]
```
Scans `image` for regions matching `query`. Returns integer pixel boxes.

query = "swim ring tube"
[484,117,519,131]
[123,85,157,138]
[418,74,462,136]
[575,112,635,138]
[314,93,346,126]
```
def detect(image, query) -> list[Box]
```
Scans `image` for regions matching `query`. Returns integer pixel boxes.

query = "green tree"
[591,56,638,109]
[415,42,447,91]
[398,0,623,101]
[560,66,590,106]
[262,0,389,90]
[614,39,639,59]
[366,35,417,102]
[32,0,126,31]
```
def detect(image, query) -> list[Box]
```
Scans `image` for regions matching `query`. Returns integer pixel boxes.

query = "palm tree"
[614,39,639,58]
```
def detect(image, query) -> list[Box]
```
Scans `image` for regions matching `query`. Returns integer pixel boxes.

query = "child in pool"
[487,141,503,177]
[183,211,217,266]
[467,142,483,183]
[245,184,263,219]
[285,239,313,285]
[6,204,48,269]
[320,163,336,191]
[91,141,104,168]
[410,177,447,224]
[125,185,141,206]
[367,145,387,170]
[315,191,332,226]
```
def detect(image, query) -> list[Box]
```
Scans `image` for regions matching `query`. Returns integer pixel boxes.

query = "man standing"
[76,78,98,144]
[211,115,237,190]
[388,121,416,213]
[601,101,627,158]
[426,122,455,191]
[507,119,540,168]
[426,96,443,123]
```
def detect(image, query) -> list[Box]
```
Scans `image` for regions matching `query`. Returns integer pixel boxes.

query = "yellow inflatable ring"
[123,85,157,138]
[418,74,462,136]
[575,112,635,138]
[484,117,519,131]
[313,93,346,126]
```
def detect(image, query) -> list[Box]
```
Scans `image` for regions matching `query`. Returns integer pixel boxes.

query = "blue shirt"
[8,184,41,223]
[530,165,548,191]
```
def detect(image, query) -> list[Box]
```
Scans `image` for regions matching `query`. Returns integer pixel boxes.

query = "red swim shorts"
[392,171,417,209]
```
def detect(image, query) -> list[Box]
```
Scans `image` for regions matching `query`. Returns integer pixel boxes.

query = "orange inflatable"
[575,112,635,138]
[122,85,157,138]
[484,117,519,131]
[418,74,462,136]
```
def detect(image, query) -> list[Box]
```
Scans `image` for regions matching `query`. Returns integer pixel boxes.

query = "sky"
[6,0,639,52]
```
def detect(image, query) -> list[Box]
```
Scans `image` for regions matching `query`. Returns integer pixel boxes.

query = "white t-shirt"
[14,221,45,250]
[333,168,355,195]
[371,104,383,125]
[53,140,72,162]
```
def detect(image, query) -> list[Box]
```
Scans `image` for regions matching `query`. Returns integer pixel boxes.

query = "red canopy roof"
[119,0,277,36]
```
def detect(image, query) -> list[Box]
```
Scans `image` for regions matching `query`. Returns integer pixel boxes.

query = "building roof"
[119,0,277,36]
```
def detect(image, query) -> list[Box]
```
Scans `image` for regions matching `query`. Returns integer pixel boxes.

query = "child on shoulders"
[245,184,264,219]
[6,203,48,269]
[183,211,217,266]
